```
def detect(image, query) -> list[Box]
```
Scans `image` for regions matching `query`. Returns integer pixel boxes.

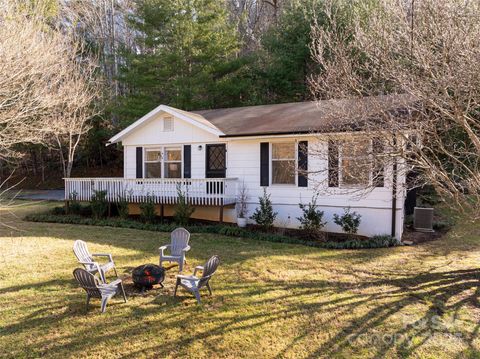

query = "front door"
[206,144,226,178]
[205,144,226,195]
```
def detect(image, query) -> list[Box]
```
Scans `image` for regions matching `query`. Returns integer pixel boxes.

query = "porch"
[64,178,238,208]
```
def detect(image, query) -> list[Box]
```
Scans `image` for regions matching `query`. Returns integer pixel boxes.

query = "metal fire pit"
[132,264,165,290]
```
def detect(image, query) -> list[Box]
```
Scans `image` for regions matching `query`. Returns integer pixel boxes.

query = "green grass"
[1,201,480,358]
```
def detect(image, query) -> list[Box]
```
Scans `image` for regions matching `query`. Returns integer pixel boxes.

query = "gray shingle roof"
[193,94,415,137]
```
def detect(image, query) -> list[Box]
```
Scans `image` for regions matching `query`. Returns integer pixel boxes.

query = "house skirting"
[127,203,236,223]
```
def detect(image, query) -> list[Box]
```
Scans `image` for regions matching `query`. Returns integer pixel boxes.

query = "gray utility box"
[413,207,434,232]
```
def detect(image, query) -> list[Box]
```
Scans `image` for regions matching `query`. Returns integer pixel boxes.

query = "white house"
[65,95,411,239]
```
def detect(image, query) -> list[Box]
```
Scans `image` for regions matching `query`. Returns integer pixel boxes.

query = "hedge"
[24,213,401,249]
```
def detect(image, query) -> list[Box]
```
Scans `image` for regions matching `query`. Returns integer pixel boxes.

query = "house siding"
[121,112,406,239]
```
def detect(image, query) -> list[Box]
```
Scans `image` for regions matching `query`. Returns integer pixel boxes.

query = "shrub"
[333,208,362,234]
[174,185,195,225]
[321,234,399,249]
[297,194,326,232]
[433,219,454,231]
[236,181,248,218]
[139,195,156,223]
[90,190,108,219]
[24,214,401,249]
[79,204,92,217]
[116,194,130,219]
[68,191,82,215]
[51,206,66,215]
[369,234,399,247]
[217,225,244,237]
[250,188,277,229]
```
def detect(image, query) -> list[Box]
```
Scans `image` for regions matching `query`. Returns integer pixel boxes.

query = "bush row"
[69,188,365,235]
[24,213,400,250]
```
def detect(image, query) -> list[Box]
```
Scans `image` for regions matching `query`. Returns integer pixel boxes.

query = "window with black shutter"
[260,142,269,186]
[183,145,191,178]
[136,147,143,178]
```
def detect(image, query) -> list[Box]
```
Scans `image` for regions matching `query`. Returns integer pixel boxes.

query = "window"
[164,147,182,178]
[271,142,296,185]
[340,139,371,187]
[144,149,162,178]
[163,117,174,131]
[144,147,183,179]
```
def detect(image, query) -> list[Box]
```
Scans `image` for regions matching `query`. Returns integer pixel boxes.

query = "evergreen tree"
[259,1,317,103]
[116,0,243,126]
[250,188,278,229]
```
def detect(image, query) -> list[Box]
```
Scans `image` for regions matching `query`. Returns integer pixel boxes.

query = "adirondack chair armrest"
[176,274,199,282]
[98,280,122,296]
[106,278,122,287]
[159,245,171,255]
[78,260,99,266]
[193,265,204,276]
[182,245,191,253]
[92,253,114,262]
[78,261,102,273]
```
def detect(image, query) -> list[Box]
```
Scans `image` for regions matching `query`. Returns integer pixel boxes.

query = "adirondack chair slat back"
[73,240,93,268]
[198,255,219,289]
[171,228,190,256]
[73,268,102,298]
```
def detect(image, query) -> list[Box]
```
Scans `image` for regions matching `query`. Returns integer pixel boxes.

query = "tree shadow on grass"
[257,268,480,358]
[2,207,480,357]
[2,266,479,358]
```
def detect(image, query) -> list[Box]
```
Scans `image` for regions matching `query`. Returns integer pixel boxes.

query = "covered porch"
[64,177,238,221]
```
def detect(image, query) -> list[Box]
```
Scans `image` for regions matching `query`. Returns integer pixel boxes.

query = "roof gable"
[108,105,224,144]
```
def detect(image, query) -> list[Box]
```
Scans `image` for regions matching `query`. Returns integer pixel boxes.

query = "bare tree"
[309,0,480,218]
[228,0,288,52]
[0,0,101,177]
[48,45,101,178]
[0,1,66,159]
[61,0,136,98]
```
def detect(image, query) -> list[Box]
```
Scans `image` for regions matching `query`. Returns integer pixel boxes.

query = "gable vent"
[413,207,434,232]
[163,117,174,132]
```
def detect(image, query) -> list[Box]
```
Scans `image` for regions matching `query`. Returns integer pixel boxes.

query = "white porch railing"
[64,178,238,206]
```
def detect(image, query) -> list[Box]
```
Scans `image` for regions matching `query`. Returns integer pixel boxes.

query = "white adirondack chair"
[73,240,118,283]
[73,268,127,313]
[174,255,220,304]
[159,228,191,272]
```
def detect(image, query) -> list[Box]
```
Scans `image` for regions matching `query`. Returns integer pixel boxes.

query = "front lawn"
[1,201,479,358]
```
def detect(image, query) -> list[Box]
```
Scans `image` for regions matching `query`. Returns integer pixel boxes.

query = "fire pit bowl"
[132,264,165,290]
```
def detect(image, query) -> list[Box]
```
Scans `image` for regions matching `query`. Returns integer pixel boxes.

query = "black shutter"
[260,142,269,186]
[183,145,191,178]
[136,147,143,179]
[372,138,385,187]
[328,140,339,187]
[298,141,308,187]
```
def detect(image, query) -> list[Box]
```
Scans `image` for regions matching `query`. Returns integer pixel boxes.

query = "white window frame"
[144,148,163,179]
[338,138,372,188]
[270,141,297,186]
[143,146,183,179]
[163,146,183,179]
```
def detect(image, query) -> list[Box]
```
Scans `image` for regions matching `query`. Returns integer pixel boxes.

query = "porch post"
[219,200,224,223]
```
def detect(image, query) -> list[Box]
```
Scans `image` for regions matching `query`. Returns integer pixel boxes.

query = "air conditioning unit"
[413,207,434,232]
